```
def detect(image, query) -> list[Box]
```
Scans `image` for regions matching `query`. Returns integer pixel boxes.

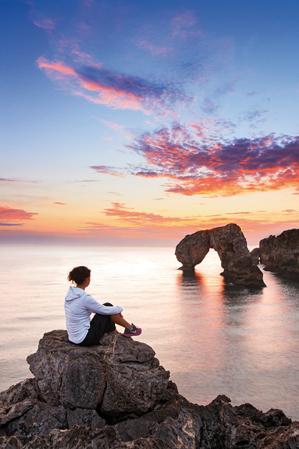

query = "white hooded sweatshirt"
[64,286,123,344]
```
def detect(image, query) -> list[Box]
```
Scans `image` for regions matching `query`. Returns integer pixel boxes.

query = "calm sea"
[0,244,299,419]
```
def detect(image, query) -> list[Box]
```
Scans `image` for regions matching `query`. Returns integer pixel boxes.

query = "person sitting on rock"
[65,265,142,346]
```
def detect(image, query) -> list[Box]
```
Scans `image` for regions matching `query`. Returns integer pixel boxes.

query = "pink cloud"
[137,40,173,57]
[78,203,299,246]
[103,202,196,226]
[0,205,37,221]
[171,11,203,39]
[36,58,76,77]
[37,58,141,110]
[130,124,299,196]
[37,57,187,113]
[71,48,100,66]
[99,119,126,130]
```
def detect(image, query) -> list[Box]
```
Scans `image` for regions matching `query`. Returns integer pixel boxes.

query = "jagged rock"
[66,408,105,430]
[176,223,265,288]
[1,331,299,449]
[0,379,40,427]
[259,229,299,280]
[0,380,39,407]
[26,330,170,416]
[5,402,67,437]
[0,400,35,427]
[184,395,298,449]
[1,393,298,449]
[0,429,169,449]
[114,397,181,441]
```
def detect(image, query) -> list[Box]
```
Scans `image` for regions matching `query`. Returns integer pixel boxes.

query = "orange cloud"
[103,202,195,226]
[76,202,299,246]
[131,124,299,196]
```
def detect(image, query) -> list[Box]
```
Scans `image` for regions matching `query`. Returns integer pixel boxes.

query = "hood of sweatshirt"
[65,286,86,302]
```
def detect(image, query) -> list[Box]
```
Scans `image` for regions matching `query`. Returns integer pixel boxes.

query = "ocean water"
[0,244,299,419]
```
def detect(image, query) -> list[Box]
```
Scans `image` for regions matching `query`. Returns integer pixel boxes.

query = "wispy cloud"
[240,108,268,128]
[90,165,124,176]
[201,79,238,114]
[0,178,18,183]
[37,57,187,113]
[129,123,299,196]
[97,118,133,139]
[32,17,56,31]
[137,40,173,57]
[0,223,23,227]
[53,202,66,206]
[78,203,299,245]
[171,11,202,40]
[103,202,195,225]
[98,119,125,130]
[37,58,76,77]
[201,97,219,114]
[0,205,37,221]
[0,178,39,184]
[71,179,100,183]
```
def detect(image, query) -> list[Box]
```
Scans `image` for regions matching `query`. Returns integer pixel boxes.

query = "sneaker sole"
[123,329,142,337]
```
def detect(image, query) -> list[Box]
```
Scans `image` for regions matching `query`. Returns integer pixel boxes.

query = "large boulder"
[176,223,265,288]
[26,330,170,416]
[259,229,299,280]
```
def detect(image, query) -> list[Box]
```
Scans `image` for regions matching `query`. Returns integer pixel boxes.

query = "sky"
[1,0,299,246]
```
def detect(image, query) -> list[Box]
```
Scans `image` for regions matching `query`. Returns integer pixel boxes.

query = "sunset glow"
[1,0,298,245]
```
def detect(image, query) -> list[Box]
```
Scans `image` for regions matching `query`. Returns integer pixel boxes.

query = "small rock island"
[175,223,265,288]
[259,228,299,280]
[1,330,298,448]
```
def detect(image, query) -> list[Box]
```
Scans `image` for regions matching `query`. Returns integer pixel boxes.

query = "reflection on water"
[175,257,299,419]
[0,244,299,419]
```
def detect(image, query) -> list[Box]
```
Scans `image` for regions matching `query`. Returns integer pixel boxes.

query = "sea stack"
[259,228,299,280]
[175,223,265,288]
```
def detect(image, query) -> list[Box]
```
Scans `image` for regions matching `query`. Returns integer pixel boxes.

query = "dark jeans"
[77,302,116,346]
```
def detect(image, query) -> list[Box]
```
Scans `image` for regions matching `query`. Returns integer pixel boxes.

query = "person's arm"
[84,294,123,315]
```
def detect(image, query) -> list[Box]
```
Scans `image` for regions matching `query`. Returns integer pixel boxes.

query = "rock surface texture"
[175,223,265,288]
[1,330,298,448]
[259,228,299,280]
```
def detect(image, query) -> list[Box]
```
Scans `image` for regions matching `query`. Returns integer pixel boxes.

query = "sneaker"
[123,324,142,337]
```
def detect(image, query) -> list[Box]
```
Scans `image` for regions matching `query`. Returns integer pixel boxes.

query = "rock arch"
[175,223,265,288]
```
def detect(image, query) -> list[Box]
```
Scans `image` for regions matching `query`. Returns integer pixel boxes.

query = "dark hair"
[68,266,91,285]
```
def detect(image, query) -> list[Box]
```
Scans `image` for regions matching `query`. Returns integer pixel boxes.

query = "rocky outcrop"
[259,229,299,280]
[1,330,299,448]
[176,223,265,288]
